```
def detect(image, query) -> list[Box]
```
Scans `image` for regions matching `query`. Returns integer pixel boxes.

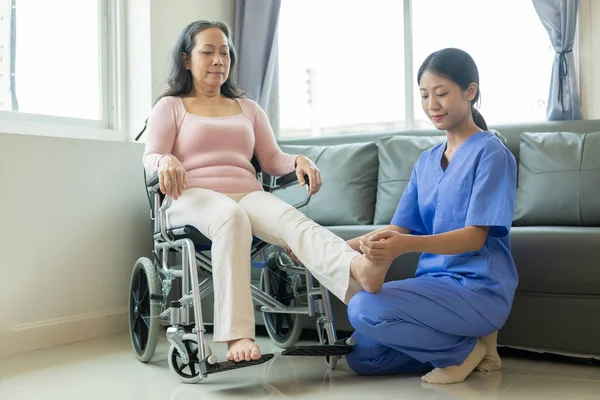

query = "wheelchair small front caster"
[167,333,212,384]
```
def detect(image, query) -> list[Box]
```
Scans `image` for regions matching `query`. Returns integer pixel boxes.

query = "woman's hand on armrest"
[157,154,187,200]
[295,156,322,196]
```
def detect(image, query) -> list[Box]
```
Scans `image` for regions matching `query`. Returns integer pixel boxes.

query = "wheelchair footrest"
[200,353,274,375]
[281,345,352,357]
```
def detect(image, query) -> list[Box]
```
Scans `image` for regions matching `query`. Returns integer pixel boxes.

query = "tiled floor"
[1,332,599,399]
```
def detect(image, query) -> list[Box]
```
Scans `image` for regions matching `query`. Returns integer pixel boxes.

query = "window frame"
[0,0,126,141]
[276,0,577,139]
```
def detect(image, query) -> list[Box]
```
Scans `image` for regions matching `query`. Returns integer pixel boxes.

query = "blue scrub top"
[391,131,519,328]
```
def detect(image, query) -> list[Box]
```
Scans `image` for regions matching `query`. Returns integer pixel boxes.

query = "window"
[0,0,121,138]
[277,0,555,138]
[277,0,406,138]
[411,0,554,128]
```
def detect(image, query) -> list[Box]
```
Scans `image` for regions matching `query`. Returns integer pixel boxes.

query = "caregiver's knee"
[347,290,376,329]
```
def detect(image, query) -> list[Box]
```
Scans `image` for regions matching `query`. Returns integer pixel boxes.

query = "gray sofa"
[252,119,600,357]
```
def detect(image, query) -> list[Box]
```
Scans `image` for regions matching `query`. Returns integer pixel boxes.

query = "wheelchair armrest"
[268,172,312,209]
[272,172,310,191]
[146,173,160,191]
[146,171,310,209]
[275,172,298,187]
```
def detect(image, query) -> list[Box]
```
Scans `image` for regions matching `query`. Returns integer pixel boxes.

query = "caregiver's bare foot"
[350,255,391,293]
[421,339,486,384]
[476,331,502,372]
[227,338,261,362]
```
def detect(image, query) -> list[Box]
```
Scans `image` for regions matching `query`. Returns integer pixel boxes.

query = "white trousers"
[167,188,362,342]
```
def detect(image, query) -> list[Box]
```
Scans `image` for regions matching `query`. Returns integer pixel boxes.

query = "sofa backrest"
[276,119,600,227]
[279,119,600,165]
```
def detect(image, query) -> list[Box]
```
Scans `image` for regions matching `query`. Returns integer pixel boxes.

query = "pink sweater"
[143,96,297,194]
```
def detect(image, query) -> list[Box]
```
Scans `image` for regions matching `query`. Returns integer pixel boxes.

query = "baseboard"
[499,344,600,360]
[0,308,128,357]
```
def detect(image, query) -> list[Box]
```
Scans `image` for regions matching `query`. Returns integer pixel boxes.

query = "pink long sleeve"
[250,101,297,177]
[142,97,181,175]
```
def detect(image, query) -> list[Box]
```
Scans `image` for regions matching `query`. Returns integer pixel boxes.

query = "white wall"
[0,0,235,357]
[0,134,150,357]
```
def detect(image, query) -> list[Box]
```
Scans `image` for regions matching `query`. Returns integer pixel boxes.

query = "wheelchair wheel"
[167,333,210,384]
[129,257,161,363]
[259,253,303,349]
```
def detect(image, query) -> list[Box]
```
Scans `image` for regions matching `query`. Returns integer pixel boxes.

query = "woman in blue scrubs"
[345,48,518,384]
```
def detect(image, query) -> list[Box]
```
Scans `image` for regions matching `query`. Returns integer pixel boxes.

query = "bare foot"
[227,338,261,362]
[350,255,391,293]
[476,331,502,372]
[421,339,486,384]
[421,369,502,398]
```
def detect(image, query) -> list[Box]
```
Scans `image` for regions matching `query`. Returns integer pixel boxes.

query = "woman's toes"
[227,338,261,362]
[251,345,261,360]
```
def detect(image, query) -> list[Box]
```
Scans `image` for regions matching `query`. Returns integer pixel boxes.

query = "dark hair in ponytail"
[417,48,488,131]
[471,108,487,131]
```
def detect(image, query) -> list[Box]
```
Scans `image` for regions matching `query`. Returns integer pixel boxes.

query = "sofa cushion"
[509,226,600,295]
[278,142,379,225]
[328,225,600,297]
[514,131,600,226]
[581,133,600,226]
[373,135,445,224]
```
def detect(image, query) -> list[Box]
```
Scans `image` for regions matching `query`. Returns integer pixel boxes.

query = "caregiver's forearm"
[404,226,489,255]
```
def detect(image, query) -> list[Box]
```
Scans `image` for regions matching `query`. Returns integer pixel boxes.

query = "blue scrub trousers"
[346,275,499,376]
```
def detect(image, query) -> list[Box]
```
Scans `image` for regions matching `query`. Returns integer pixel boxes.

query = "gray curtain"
[234,0,281,113]
[533,0,582,120]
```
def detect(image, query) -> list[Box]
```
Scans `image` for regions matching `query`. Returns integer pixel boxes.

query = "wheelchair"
[128,149,354,383]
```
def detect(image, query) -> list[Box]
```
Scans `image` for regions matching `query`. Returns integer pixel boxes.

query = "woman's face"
[185,27,231,89]
[419,70,477,131]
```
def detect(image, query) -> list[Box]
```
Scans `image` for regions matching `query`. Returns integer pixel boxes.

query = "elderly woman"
[143,20,388,365]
